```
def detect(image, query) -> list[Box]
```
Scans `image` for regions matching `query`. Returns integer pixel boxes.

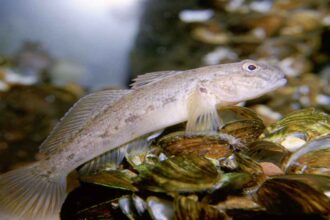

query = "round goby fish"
[0,60,286,219]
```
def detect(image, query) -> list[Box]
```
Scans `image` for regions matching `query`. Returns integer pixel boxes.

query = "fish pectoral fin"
[186,86,222,134]
[40,89,131,156]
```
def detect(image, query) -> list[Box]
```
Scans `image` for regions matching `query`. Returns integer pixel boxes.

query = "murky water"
[0,0,144,88]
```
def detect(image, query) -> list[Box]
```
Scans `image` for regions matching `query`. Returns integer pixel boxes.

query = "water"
[0,0,144,88]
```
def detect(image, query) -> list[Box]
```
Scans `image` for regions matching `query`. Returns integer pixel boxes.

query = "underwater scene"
[0,0,329,219]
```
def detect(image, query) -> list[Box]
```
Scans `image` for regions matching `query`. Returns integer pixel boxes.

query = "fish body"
[0,60,286,219]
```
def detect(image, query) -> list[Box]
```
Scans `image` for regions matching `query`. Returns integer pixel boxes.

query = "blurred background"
[0,0,329,172]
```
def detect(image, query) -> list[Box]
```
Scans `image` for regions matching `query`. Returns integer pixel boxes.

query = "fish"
[0,60,286,220]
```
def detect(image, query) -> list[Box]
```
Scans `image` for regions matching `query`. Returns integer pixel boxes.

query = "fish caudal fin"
[0,162,67,220]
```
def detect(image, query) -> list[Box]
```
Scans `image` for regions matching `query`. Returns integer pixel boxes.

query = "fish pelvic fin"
[0,162,67,220]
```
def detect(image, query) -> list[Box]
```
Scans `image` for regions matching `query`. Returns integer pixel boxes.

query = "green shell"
[263,108,330,143]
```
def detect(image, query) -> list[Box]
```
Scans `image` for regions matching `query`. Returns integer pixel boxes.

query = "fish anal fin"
[40,89,131,155]
[78,131,162,175]
[78,145,128,175]
[186,85,222,134]
[130,70,181,89]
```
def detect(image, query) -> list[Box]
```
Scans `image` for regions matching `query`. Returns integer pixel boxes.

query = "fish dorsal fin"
[40,89,131,155]
[131,70,181,89]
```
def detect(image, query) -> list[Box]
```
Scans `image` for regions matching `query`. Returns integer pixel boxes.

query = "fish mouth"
[269,78,287,91]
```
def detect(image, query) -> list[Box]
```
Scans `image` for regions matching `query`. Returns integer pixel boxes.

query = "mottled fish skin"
[42,60,286,174]
[0,60,286,220]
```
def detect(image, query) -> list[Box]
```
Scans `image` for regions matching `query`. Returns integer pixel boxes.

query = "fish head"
[207,59,287,104]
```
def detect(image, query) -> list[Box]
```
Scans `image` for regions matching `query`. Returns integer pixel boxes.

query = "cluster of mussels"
[62,106,330,220]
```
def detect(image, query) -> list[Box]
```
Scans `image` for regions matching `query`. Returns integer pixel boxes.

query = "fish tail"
[0,162,67,220]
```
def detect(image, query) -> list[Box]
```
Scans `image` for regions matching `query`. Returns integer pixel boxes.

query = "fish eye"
[248,65,256,71]
[242,62,259,73]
